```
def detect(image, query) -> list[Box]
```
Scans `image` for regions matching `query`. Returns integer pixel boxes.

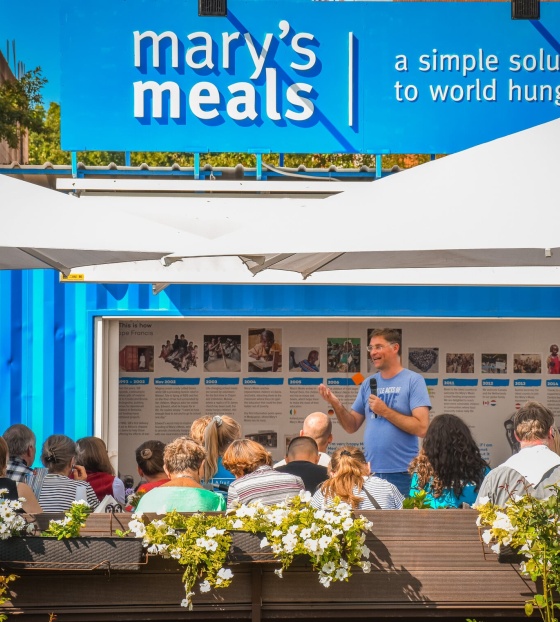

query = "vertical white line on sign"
[348,32,354,127]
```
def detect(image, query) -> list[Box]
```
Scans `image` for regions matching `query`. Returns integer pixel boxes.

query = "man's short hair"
[287,436,318,460]
[514,401,555,441]
[369,328,402,354]
[3,424,35,458]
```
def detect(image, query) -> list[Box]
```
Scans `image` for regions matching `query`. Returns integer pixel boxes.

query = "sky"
[0,0,61,104]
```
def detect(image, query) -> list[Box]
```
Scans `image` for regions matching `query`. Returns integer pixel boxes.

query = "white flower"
[319,573,332,588]
[304,538,319,553]
[361,545,371,558]
[490,542,501,554]
[260,537,269,549]
[299,490,312,503]
[271,529,282,538]
[300,528,312,540]
[493,512,514,533]
[475,496,490,507]
[217,568,234,581]
[281,533,298,552]
[206,527,225,538]
[361,561,371,573]
[481,530,493,545]
[199,580,212,593]
[231,519,244,529]
[335,567,348,581]
[322,561,335,575]
[341,518,354,531]
[319,535,332,551]
[274,568,283,578]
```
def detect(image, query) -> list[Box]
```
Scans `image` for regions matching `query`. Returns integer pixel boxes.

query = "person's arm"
[17,482,42,514]
[318,383,364,434]
[112,477,126,505]
[368,396,430,437]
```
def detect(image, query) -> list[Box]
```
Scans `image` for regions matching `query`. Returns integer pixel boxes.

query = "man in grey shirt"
[476,401,560,507]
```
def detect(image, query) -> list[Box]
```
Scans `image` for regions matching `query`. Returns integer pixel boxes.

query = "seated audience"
[190,415,241,493]
[3,423,36,485]
[0,436,42,513]
[275,436,328,493]
[275,412,332,468]
[408,413,489,508]
[38,435,99,512]
[476,401,560,507]
[311,446,403,510]
[222,439,304,509]
[135,437,226,513]
[76,436,126,505]
[126,440,169,511]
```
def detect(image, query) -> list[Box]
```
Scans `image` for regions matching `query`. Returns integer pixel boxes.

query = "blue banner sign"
[61,1,560,153]
[243,377,284,385]
[443,379,479,387]
[288,378,323,385]
[205,377,240,385]
[514,379,542,386]
[154,377,200,385]
[481,379,510,387]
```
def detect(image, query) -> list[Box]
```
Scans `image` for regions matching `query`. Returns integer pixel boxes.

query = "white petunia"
[335,567,348,580]
[199,580,212,593]
[299,490,312,503]
[322,561,335,575]
[361,545,371,558]
[217,568,234,581]
[274,568,283,578]
[361,561,371,573]
[319,574,332,588]
[260,537,269,549]
[481,530,493,544]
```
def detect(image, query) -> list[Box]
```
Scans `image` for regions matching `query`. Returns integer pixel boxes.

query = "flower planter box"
[228,531,276,563]
[0,536,145,571]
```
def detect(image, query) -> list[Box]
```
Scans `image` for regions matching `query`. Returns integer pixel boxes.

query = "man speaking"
[318,328,431,496]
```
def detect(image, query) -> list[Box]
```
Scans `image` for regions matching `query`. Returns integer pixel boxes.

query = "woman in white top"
[311,446,403,510]
[38,435,99,512]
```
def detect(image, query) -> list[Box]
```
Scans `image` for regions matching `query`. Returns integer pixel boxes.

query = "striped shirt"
[226,465,304,510]
[38,474,99,512]
[311,476,404,510]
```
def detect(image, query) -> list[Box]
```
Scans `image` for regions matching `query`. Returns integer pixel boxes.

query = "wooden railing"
[1,509,537,621]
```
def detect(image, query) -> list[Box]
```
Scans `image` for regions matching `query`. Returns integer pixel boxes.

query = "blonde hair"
[222,439,271,478]
[319,446,369,509]
[164,437,206,475]
[190,415,242,482]
[76,436,115,475]
[514,401,554,442]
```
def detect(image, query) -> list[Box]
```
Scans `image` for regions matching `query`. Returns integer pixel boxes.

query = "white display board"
[115,319,560,485]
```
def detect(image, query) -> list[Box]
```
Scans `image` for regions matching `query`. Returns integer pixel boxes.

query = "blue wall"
[2,268,560,437]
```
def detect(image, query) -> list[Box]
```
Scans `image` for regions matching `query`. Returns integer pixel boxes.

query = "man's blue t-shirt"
[352,368,431,473]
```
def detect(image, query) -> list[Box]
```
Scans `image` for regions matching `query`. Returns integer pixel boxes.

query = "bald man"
[275,412,332,468]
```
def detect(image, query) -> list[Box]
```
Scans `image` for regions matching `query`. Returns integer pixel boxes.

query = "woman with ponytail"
[311,446,403,510]
[189,415,241,492]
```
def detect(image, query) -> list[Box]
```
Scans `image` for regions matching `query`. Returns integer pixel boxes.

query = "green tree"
[0,67,46,148]
[28,100,438,170]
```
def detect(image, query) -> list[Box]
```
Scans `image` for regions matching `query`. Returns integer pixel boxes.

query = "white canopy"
[67,118,560,285]
[0,174,212,274]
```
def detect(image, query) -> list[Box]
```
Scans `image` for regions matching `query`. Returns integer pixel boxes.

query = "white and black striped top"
[311,476,404,510]
[227,465,304,510]
[38,474,99,512]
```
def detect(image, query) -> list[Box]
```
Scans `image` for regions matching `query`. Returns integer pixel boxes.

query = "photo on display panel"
[204,334,241,372]
[247,328,283,372]
[446,353,475,373]
[327,337,360,373]
[513,353,542,374]
[289,346,321,372]
[547,344,560,374]
[158,333,199,373]
[408,347,439,374]
[481,353,508,374]
[120,345,154,372]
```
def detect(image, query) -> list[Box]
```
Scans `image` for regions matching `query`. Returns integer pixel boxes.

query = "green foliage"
[129,493,374,609]
[477,485,560,622]
[402,490,434,509]
[0,67,46,149]
[42,500,92,539]
[0,573,18,622]
[27,102,439,170]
